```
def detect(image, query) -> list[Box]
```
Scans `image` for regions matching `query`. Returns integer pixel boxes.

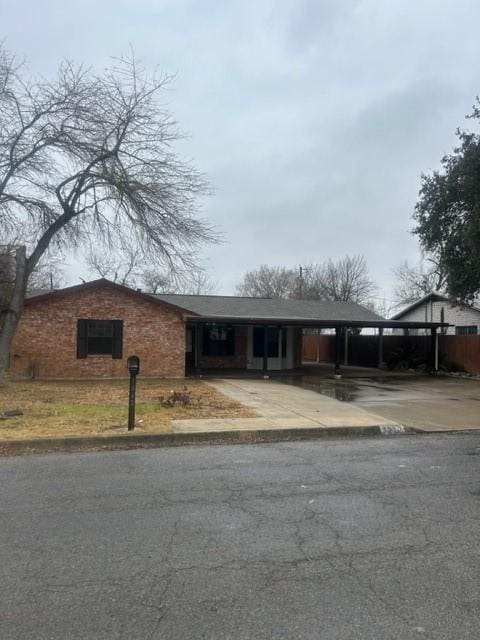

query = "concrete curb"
[0,424,413,456]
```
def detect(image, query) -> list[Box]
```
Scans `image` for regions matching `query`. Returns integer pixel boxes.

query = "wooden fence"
[302,333,480,374]
[439,335,480,374]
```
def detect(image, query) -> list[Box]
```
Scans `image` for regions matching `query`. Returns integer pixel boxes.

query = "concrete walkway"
[172,378,399,433]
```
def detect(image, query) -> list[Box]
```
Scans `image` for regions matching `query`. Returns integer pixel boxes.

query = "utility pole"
[299,266,303,298]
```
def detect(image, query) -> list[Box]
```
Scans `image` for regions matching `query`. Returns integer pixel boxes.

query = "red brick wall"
[10,286,186,379]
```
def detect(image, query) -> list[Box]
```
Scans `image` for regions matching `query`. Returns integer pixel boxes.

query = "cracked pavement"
[1,434,480,639]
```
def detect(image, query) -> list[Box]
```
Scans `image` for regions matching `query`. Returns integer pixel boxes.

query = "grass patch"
[0,378,254,440]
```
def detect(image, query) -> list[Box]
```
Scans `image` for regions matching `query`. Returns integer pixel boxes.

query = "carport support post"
[262,325,268,375]
[378,327,384,368]
[334,327,342,378]
[430,327,439,374]
[194,323,201,373]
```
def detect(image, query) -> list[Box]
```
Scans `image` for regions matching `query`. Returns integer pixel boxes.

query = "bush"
[158,387,197,408]
[386,343,427,371]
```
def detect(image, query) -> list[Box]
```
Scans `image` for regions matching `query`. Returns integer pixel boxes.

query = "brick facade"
[10,283,186,379]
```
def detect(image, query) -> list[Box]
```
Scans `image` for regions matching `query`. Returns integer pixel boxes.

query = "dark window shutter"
[77,319,88,359]
[112,320,123,359]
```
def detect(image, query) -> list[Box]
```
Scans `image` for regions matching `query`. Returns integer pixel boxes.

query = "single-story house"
[391,292,480,336]
[9,279,448,379]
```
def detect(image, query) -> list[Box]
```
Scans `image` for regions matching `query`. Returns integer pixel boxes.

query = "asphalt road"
[2,434,480,640]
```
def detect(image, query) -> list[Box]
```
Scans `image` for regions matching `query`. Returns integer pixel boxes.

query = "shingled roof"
[156,294,385,324]
[24,280,448,328]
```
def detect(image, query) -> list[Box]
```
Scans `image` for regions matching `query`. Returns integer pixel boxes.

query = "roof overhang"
[185,315,450,329]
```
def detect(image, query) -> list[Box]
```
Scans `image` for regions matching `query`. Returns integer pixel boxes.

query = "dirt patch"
[0,379,255,440]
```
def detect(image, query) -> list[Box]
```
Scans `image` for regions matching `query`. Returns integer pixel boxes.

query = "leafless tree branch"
[0,45,215,382]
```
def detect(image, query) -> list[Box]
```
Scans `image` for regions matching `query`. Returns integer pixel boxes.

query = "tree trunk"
[0,246,27,386]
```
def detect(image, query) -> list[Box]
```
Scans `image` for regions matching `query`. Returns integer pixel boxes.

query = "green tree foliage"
[414,103,480,302]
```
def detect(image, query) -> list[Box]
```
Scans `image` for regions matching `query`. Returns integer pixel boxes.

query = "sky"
[2,0,480,304]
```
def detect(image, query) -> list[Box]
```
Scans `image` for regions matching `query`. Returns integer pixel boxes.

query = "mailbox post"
[127,355,140,431]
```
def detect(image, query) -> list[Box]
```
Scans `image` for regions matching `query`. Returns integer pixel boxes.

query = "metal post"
[194,323,201,372]
[127,355,140,431]
[430,327,438,374]
[378,327,384,368]
[334,327,342,378]
[344,329,349,366]
[128,372,137,431]
[263,325,268,374]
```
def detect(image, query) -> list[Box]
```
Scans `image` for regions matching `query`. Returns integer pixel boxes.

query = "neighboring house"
[391,292,480,335]
[7,278,397,379]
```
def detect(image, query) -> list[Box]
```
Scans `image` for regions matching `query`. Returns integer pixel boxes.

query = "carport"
[156,293,449,377]
[296,318,449,377]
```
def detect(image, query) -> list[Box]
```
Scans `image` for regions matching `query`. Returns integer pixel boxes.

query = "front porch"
[185,318,448,378]
[185,322,302,374]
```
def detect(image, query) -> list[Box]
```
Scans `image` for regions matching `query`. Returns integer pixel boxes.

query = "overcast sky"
[3,0,480,303]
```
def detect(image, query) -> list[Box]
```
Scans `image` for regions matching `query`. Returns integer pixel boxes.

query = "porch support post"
[262,325,268,374]
[378,327,384,368]
[194,323,201,373]
[334,326,342,378]
[430,327,438,374]
[344,328,349,366]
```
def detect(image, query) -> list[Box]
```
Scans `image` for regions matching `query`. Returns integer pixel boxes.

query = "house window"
[202,324,235,357]
[455,325,478,336]
[77,319,123,358]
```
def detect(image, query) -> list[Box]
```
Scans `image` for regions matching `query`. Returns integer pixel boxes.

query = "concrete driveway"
[281,370,480,432]
[175,368,480,434]
[172,378,399,433]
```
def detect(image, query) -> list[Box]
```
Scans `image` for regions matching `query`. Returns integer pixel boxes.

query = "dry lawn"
[0,378,254,440]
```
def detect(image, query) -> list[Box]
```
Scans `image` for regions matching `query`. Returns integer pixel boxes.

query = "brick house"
[391,292,480,336]
[9,278,444,379]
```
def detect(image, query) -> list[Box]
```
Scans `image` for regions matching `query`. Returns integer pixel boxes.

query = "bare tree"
[315,255,376,304]
[236,265,295,298]
[181,269,218,295]
[26,253,65,292]
[141,266,218,294]
[140,268,171,294]
[0,247,15,325]
[0,46,214,383]
[85,244,218,295]
[1,244,64,300]
[236,256,376,303]
[85,245,142,287]
[393,258,447,306]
